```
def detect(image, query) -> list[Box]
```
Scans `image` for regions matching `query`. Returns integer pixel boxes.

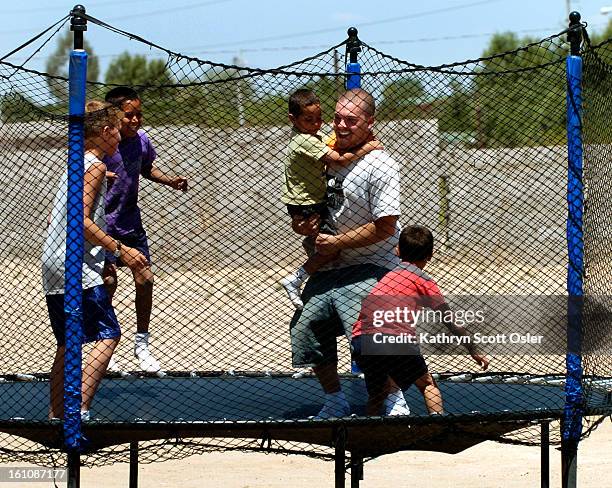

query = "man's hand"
[315,234,340,255]
[170,176,188,191]
[472,354,489,371]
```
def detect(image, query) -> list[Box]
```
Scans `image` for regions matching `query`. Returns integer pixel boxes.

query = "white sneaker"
[385,390,411,416]
[291,367,312,379]
[135,348,164,375]
[313,399,351,419]
[280,275,304,310]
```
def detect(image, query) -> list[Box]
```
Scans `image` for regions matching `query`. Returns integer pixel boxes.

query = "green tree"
[589,18,612,45]
[45,29,100,103]
[104,52,173,89]
[473,32,566,147]
[158,66,256,127]
[304,76,344,120]
[378,76,426,120]
[439,79,475,137]
[588,18,612,64]
[104,52,175,125]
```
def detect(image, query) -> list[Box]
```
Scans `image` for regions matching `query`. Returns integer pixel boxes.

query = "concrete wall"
[0,119,571,270]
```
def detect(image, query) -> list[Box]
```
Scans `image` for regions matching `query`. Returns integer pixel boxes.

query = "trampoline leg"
[67,449,80,488]
[129,441,139,488]
[350,454,363,488]
[541,421,549,488]
[561,439,578,488]
[334,427,346,488]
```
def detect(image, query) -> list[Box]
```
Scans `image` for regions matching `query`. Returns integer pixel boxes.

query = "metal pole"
[67,450,81,488]
[345,27,361,90]
[334,427,346,488]
[562,11,584,488]
[541,421,550,488]
[350,453,363,488]
[64,3,88,454]
[129,442,139,488]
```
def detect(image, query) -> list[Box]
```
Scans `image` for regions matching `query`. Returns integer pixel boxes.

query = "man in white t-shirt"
[290,88,407,418]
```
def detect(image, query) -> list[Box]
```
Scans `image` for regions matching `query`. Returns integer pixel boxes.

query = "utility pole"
[233,54,245,127]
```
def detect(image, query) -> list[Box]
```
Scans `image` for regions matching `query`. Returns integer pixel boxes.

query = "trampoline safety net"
[0,12,610,468]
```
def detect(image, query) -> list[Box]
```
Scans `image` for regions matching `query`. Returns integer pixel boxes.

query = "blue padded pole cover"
[64,48,87,451]
[346,63,361,89]
[563,54,584,447]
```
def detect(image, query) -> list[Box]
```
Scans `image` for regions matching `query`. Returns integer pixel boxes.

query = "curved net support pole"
[562,11,584,488]
[65,5,88,454]
[345,27,361,90]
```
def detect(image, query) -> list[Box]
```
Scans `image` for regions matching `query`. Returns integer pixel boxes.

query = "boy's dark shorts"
[352,335,428,397]
[105,231,151,266]
[286,202,336,257]
[46,285,121,346]
[285,202,336,236]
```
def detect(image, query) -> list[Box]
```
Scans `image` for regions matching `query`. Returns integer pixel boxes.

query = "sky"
[1,0,612,78]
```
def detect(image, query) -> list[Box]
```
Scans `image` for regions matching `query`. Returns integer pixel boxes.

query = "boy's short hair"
[289,89,319,117]
[105,86,140,108]
[84,100,123,139]
[398,225,434,262]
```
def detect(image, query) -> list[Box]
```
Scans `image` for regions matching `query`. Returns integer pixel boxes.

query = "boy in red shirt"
[352,225,489,415]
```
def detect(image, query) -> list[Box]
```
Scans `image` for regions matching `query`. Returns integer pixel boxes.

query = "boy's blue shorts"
[46,285,121,346]
[104,231,151,267]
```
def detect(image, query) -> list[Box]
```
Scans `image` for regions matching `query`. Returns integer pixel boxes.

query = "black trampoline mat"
[1,375,609,421]
[0,376,609,454]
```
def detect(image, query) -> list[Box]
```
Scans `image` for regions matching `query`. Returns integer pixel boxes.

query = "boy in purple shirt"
[103,87,188,374]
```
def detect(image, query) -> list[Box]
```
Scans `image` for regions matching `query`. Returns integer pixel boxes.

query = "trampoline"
[1,373,610,454]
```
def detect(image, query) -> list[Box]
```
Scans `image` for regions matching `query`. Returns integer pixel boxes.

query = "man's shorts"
[46,285,121,346]
[352,335,428,397]
[290,264,390,368]
[104,231,151,267]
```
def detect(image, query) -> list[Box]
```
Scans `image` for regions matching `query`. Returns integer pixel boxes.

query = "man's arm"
[142,165,188,191]
[315,215,398,255]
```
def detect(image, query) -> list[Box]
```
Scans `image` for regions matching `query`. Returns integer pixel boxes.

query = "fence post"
[562,11,584,488]
[65,2,88,475]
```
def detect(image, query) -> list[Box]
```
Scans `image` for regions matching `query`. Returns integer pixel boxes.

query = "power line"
[9,23,602,64]
[0,0,237,35]
[189,0,506,49]
[179,25,580,56]
[103,0,236,22]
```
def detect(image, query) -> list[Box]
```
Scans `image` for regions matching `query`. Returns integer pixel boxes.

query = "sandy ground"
[2,419,610,487]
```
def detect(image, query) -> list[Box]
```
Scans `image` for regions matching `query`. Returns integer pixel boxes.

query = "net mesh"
[0,16,610,468]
